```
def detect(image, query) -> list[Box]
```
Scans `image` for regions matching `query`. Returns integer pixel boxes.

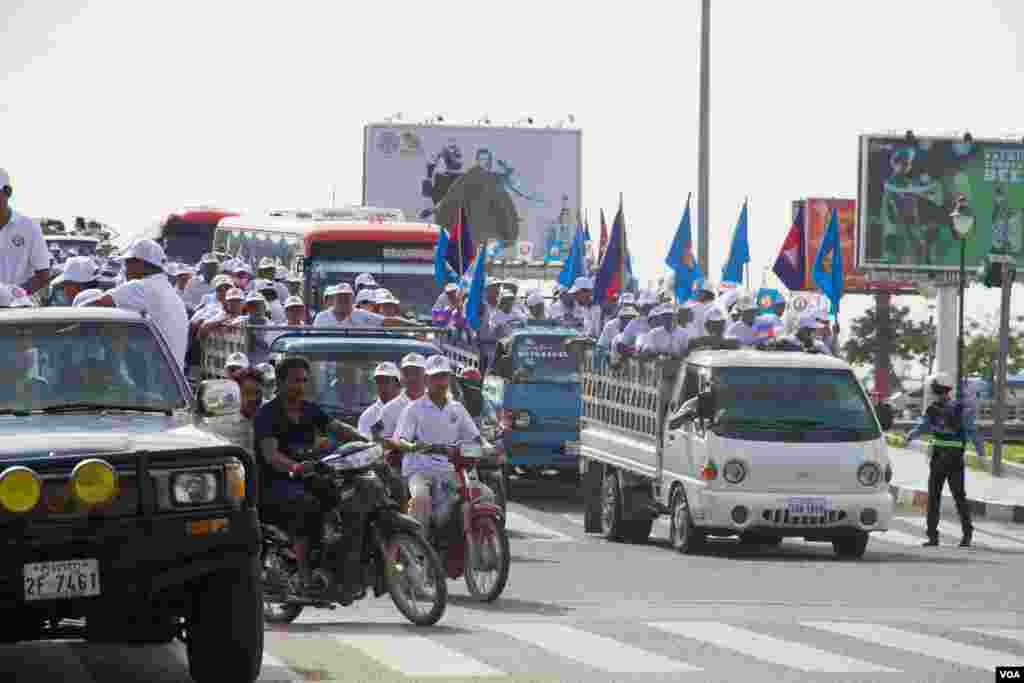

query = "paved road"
[4,478,1024,682]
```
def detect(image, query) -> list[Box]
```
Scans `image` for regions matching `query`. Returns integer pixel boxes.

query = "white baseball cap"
[425,354,453,375]
[526,291,545,307]
[355,289,376,305]
[212,274,233,289]
[0,168,10,189]
[200,253,219,265]
[704,306,726,322]
[287,273,302,283]
[651,303,674,317]
[373,362,401,379]
[376,289,399,305]
[51,256,97,288]
[737,294,758,311]
[120,239,167,270]
[619,293,636,305]
[499,288,516,300]
[444,283,459,293]
[284,295,304,309]
[274,266,288,280]
[569,276,594,293]
[400,353,427,369]
[333,282,354,295]
[225,352,250,370]
[258,257,276,270]
[355,273,377,287]
[71,288,103,307]
[225,287,245,302]
[245,291,266,305]
[255,278,275,292]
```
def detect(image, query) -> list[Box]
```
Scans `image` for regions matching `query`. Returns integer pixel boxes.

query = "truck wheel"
[832,532,869,559]
[187,559,264,683]
[582,460,604,534]
[600,470,627,541]
[669,486,704,554]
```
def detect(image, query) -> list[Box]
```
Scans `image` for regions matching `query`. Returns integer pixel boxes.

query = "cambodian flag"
[446,207,474,276]
[598,209,609,262]
[594,200,628,305]
[772,203,805,291]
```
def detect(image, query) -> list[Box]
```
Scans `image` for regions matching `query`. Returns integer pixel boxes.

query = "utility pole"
[990,254,1015,477]
[697,0,711,277]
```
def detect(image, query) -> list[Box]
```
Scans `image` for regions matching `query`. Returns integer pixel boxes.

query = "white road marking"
[485,622,700,673]
[504,510,574,540]
[648,621,896,672]
[333,634,504,677]
[873,528,934,547]
[904,518,1024,550]
[803,622,1024,670]
[972,520,1024,544]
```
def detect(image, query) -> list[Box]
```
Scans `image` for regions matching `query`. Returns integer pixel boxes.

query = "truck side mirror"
[697,391,715,421]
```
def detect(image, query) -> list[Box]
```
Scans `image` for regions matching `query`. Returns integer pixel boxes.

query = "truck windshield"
[0,322,185,412]
[309,259,435,319]
[511,335,579,383]
[710,367,880,442]
[161,220,215,265]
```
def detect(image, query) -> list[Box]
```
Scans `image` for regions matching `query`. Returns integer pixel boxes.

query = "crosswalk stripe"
[504,510,574,540]
[965,628,1024,642]
[648,621,897,672]
[971,520,1024,544]
[803,622,1024,670]
[485,622,700,673]
[333,634,505,677]
[873,529,933,547]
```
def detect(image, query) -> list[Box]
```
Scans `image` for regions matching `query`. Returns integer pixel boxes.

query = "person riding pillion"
[903,372,979,548]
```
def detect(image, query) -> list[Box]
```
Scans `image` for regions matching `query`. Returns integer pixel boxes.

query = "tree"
[963,312,1024,379]
[842,303,934,393]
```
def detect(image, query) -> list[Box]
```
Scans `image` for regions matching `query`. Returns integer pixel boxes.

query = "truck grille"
[0,467,141,522]
[761,509,847,526]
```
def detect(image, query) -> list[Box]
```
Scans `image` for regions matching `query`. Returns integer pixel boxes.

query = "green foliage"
[842,304,933,370]
[963,312,1024,378]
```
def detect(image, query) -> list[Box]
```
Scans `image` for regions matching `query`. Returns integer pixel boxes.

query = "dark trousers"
[926,446,973,538]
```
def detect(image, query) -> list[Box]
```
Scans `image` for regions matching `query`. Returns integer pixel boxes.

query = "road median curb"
[885,433,1024,480]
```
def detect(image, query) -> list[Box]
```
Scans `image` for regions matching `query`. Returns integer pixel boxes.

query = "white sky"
[4,0,1024,330]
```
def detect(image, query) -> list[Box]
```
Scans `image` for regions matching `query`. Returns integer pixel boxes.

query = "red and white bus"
[144,205,240,265]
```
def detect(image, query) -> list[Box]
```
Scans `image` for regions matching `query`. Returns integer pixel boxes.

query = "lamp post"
[950,194,975,401]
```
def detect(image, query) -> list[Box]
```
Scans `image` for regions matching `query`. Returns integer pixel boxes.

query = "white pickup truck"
[575,347,896,559]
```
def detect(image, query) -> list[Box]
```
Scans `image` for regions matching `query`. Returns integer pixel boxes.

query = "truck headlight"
[172,472,219,505]
[857,462,882,487]
[0,466,41,513]
[722,460,746,484]
[71,459,118,506]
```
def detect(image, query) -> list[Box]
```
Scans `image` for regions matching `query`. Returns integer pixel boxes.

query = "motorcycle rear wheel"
[464,517,510,602]
[262,547,303,625]
[385,532,447,627]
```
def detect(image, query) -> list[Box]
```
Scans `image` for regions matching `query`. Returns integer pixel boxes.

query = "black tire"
[385,532,447,627]
[669,486,704,554]
[600,470,626,541]
[465,517,511,602]
[187,558,264,683]
[262,546,303,625]
[488,468,508,529]
[832,532,869,559]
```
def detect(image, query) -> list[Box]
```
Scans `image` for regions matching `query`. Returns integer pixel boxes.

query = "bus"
[304,221,439,321]
[146,206,240,265]
[212,213,310,273]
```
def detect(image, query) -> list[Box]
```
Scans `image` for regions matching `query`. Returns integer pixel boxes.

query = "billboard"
[363,124,582,260]
[800,198,915,293]
[858,134,1024,272]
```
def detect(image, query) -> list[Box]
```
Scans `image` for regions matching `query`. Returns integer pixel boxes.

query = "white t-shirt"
[618,317,650,347]
[725,320,759,346]
[313,307,385,328]
[190,300,224,324]
[268,300,287,324]
[598,318,623,348]
[378,392,415,439]
[638,326,689,355]
[182,276,213,310]
[357,399,388,436]
[110,273,189,370]
[394,395,480,478]
[0,211,49,288]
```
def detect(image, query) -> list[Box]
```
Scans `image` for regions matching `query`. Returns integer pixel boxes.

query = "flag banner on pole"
[464,246,488,331]
[721,200,751,285]
[598,209,609,262]
[594,202,628,305]
[812,207,844,315]
[665,193,701,302]
[773,202,805,291]
[445,207,475,275]
[558,224,587,288]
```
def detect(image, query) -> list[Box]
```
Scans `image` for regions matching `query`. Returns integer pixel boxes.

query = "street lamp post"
[950,195,975,402]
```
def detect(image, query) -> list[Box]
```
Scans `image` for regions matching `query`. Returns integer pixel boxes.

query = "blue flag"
[558,224,586,288]
[434,228,454,287]
[665,194,702,302]
[721,200,750,285]
[812,207,844,315]
[464,246,488,331]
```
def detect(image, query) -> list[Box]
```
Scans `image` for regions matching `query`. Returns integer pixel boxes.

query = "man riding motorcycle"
[254,355,371,601]
[390,355,496,533]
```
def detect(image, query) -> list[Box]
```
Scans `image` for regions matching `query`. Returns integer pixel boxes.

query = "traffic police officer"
[904,372,978,547]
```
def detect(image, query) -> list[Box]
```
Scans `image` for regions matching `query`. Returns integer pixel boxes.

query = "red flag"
[599,209,609,261]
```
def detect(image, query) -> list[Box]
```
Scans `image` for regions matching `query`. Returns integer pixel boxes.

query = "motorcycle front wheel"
[262,546,304,625]
[464,516,510,602]
[384,532,447,626]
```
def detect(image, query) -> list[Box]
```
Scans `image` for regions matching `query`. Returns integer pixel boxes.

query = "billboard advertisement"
[801,198,915,293]
[858,134,1024,272]
[363,124,582,261]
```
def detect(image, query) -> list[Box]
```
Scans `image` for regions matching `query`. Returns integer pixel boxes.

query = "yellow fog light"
[224,460,246,504]
[0,466,42,513]
[70,459,118,506]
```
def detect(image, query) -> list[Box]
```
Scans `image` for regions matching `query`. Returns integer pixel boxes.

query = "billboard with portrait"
[363,124,582,260]
[858,134,1024,272]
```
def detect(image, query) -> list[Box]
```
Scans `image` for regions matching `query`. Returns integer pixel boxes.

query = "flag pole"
[457,206,464,280]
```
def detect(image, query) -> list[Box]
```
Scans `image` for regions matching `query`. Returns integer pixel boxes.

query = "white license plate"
[784,497,831,515]
[24,559,101,601]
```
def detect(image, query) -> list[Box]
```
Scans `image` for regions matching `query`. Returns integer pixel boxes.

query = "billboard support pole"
[991,257,1014,478]
[697,0,710,277]
[874,292,892,401]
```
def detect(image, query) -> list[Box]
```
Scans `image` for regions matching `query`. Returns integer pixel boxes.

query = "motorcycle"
[408,441,510,602]
[261,441,448,627]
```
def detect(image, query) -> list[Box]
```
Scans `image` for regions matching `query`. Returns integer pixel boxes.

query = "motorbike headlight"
[722,460,746,484]
[172,471,219,505]
[514,411,532,429]
[857,462,882,487]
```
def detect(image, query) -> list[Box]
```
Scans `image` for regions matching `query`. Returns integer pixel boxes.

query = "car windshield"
[306,351,450,418]
[309,259,435,319]
[0,322,186,413]
[710,366,879,442]
[511,335,579,383]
